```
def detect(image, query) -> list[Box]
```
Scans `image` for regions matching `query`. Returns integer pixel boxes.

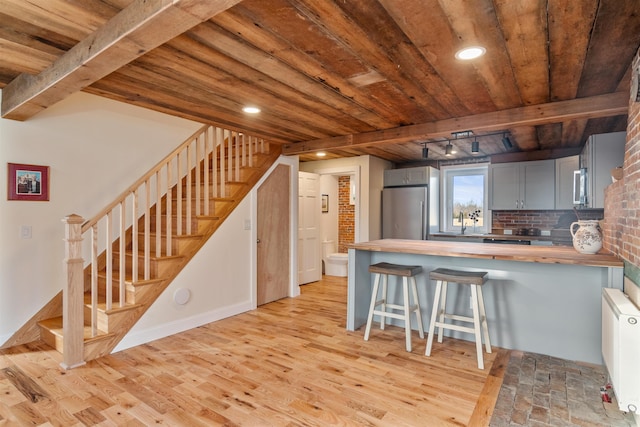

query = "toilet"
[322,240,349,277]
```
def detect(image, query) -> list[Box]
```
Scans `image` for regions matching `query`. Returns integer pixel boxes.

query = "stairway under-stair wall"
[2,124,298,367]
[116,154,300,353]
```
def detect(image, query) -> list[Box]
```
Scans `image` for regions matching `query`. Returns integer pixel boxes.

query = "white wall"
[320,175,339,246]
[116,196,253,351]
[0,91,203,342]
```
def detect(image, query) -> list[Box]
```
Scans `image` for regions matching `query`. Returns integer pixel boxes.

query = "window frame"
[440,163,490,234]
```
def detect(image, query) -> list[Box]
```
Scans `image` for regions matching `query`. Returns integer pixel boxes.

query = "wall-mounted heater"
[602,288,640,413]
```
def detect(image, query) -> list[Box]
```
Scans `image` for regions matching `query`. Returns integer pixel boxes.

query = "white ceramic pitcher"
[570,220,602,254]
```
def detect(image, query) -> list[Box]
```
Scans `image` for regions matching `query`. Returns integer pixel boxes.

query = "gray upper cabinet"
[580,132,625,209]
[490,160,555,210]
[384,167,431,187]
[555,156,580,210]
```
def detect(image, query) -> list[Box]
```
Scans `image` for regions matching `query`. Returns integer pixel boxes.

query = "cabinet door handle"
[521,200,525,209]
[516,200,519,209]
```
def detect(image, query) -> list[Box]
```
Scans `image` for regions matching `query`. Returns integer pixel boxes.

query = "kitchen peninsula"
[347,239,623,364]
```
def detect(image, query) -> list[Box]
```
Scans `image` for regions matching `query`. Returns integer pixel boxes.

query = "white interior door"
[298,171,321,284]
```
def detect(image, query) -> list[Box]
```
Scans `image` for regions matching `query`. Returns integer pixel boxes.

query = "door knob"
[257,239,261,243]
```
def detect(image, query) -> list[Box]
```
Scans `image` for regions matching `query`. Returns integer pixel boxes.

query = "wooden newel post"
[61,214,86,369]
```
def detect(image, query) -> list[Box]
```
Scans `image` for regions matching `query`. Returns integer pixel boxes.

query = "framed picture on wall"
[321,194,329,213]
[7,163,50,201]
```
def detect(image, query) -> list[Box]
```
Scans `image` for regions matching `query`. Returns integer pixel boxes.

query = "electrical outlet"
[244,219,251,230]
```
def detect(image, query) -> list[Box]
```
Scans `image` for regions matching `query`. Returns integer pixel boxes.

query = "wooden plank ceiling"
[1,0,639,163]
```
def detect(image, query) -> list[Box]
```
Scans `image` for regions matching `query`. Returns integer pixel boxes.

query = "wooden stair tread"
[38,317,114,342]
[82,295,141,313]
[143,232,205,240]
[96,273,164,287]
[111,252,185,262]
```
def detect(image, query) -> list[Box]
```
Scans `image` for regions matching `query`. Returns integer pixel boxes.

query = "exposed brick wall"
[603,47,640,290]
[603,179,624,256]
[492,209,603,231]
[338,176,355,253]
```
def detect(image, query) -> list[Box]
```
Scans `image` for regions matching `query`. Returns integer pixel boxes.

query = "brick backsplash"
[492,209,603,231]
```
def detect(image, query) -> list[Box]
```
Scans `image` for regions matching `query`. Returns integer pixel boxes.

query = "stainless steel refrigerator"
[382,167,439,240]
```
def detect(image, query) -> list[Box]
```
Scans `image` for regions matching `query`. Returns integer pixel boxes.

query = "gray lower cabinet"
[490,160,555,210]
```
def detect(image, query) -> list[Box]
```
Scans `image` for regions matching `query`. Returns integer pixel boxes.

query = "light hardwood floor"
[0,276,508,426]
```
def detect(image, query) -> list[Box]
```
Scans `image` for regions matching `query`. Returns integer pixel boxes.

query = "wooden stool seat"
[369,262,423,277]
[425,268,491,369]
[364,262,424,352]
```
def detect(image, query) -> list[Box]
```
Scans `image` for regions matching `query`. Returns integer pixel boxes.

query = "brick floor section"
[490,351,636,427]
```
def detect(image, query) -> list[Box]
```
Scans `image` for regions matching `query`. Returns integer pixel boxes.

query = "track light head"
[471,139,480,155]
[445,142,454,156]
[422,144,429,159]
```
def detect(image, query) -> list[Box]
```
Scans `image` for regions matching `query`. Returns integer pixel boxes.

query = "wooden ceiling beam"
[281,92,629,155]
[1,0,242,121]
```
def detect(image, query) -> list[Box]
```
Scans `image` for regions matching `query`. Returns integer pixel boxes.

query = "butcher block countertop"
[350,239,622,268]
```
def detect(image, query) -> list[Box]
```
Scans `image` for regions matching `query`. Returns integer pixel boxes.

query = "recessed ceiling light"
[242,106,261,114]
[455,46,486,60]
[316,151,327,157]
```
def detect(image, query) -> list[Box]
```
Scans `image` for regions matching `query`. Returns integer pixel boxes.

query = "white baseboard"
[112,300,253,353]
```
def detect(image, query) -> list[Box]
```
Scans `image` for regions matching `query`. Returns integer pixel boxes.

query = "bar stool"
[364,262,424,352]
[425,268,491,369]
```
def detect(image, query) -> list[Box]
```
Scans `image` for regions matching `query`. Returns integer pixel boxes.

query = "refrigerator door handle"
[420,201,425,239]
[573,170,581,205]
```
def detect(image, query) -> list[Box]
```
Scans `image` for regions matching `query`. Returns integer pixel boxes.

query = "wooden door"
[298,171,321,285]
[257,164,291,305]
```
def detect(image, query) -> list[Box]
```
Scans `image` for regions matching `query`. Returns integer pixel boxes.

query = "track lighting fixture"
[471,138,480,155]
[445,142,454,156]
[502,134,513,149]
[416,130,512,159]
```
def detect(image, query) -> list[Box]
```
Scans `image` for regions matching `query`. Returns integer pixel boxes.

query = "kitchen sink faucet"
[460,212,466,235]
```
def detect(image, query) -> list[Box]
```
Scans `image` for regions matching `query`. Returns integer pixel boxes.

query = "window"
[441,164,489,234]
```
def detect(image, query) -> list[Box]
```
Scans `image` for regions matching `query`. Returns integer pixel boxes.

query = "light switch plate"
[20,225,32,239]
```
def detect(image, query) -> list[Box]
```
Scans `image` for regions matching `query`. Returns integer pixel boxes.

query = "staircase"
[3,125,281,367]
